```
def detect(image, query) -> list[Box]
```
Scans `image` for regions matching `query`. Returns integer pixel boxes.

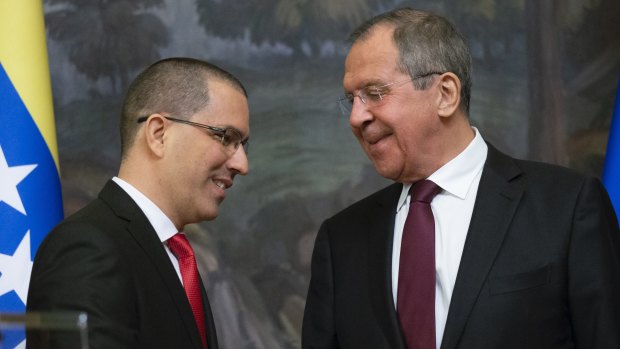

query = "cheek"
[393,128,414,153]
[350,126,363,142]
[194,148,231,182]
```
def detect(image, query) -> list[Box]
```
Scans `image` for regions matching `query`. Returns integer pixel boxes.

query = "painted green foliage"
[45,0,169,92]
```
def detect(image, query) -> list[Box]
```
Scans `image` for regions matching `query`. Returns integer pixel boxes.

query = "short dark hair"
[120,57,247,157]
[349,8,472,114]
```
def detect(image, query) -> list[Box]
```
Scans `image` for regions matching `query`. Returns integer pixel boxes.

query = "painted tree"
[442,0,610,166]
[45,0,169,94]
[524,0,612,166]
[194,0,382,58]
[561,0,620,173]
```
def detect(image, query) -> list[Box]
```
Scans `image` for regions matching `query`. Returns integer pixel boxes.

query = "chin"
[202,212,218,221]
[193,208,219,223]
[371,161,401,181]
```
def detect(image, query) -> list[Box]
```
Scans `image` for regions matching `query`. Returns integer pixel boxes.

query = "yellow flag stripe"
[0,0,60,170]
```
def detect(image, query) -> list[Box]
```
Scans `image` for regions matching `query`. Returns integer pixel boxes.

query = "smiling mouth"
[365,133,390,145]
[213,179,231,190]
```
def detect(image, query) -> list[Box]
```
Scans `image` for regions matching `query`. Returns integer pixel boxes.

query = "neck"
[117,157,183,230]
[411,117,475,182]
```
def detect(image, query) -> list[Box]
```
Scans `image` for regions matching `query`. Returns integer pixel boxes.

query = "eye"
[222,128,243,147]
[364,87,385,101]
[343,93,355,104]
[205,128,225,144]
[220,131,233,146]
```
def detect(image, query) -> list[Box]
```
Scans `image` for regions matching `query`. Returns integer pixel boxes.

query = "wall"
[45,0,620,347]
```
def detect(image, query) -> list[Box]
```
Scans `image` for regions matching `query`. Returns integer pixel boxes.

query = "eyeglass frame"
[137,115,249,155]
[338,71,445,115]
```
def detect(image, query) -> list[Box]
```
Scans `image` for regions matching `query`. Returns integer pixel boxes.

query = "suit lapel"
[367,183,407,349]
[99,180,206,349]
[200,279,219,348]
[440,145,524,349]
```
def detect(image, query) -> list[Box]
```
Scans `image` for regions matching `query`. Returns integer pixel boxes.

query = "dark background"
[44,0,620,347]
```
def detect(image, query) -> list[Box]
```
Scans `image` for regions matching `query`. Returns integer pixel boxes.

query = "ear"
[436,72,461,118]
[144,113,167,158]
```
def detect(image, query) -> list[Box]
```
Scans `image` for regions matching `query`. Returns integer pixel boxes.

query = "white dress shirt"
[391,128,488,348]
[112,177,184,283]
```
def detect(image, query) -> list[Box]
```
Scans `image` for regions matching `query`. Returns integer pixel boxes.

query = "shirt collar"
[396,127,488,212]
[112,176,178,242]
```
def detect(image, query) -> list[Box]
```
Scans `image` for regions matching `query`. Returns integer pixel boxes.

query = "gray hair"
[349,8,472,114]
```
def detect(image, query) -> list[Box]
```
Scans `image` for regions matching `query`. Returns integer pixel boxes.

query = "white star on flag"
[0,230,34,305]
[0,145,37,215]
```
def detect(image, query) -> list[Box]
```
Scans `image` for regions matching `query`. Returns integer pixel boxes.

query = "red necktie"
[397,180,441,349]
[168,233,208,349]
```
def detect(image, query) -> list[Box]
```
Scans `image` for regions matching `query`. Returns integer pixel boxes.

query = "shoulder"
[29,197,138,300]
[34,197,128,263]
[518,158,590,189]
[486,143,595,191]
[485,144,613,215]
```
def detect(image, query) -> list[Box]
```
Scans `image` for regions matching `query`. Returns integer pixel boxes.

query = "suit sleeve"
[302,220,339,349]
[26,222,139,349]
[568,177,620,348]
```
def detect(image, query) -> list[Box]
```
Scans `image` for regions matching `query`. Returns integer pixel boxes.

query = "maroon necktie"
[168,233,208,349]
[397,180,441,349]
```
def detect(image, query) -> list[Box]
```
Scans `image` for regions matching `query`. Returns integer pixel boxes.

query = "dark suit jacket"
[302,145,620,349]
[27,180,218,349]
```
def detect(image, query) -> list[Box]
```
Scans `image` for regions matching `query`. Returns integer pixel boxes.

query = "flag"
[603,78,620,217]
[0,0,64,347]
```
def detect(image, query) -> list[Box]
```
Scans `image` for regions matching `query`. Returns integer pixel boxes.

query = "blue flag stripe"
[603,78,620,216]
[0,63,63,312]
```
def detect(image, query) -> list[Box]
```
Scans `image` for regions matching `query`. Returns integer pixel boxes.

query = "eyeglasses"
[137,115,249,155]
[338,72,444,115]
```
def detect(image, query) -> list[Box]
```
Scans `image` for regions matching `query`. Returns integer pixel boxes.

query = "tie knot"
[409,180,441,203]
[167,233,194,259]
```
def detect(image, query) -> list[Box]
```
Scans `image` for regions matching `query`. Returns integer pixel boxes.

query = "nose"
[227,146,249,176]
[348,96,373,129]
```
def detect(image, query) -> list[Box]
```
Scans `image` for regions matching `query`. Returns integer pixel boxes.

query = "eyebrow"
[344,79,390,94]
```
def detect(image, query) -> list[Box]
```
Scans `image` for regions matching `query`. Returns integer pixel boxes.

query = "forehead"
[193,79,250,135]
[343,25,403,90]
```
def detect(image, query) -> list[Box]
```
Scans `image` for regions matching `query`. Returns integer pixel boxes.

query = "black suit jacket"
[302,145,620,349]
[27,180,218,349]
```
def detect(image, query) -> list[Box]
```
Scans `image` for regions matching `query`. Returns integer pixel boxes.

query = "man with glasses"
[27,57,249,349]
[303,7,620,349]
